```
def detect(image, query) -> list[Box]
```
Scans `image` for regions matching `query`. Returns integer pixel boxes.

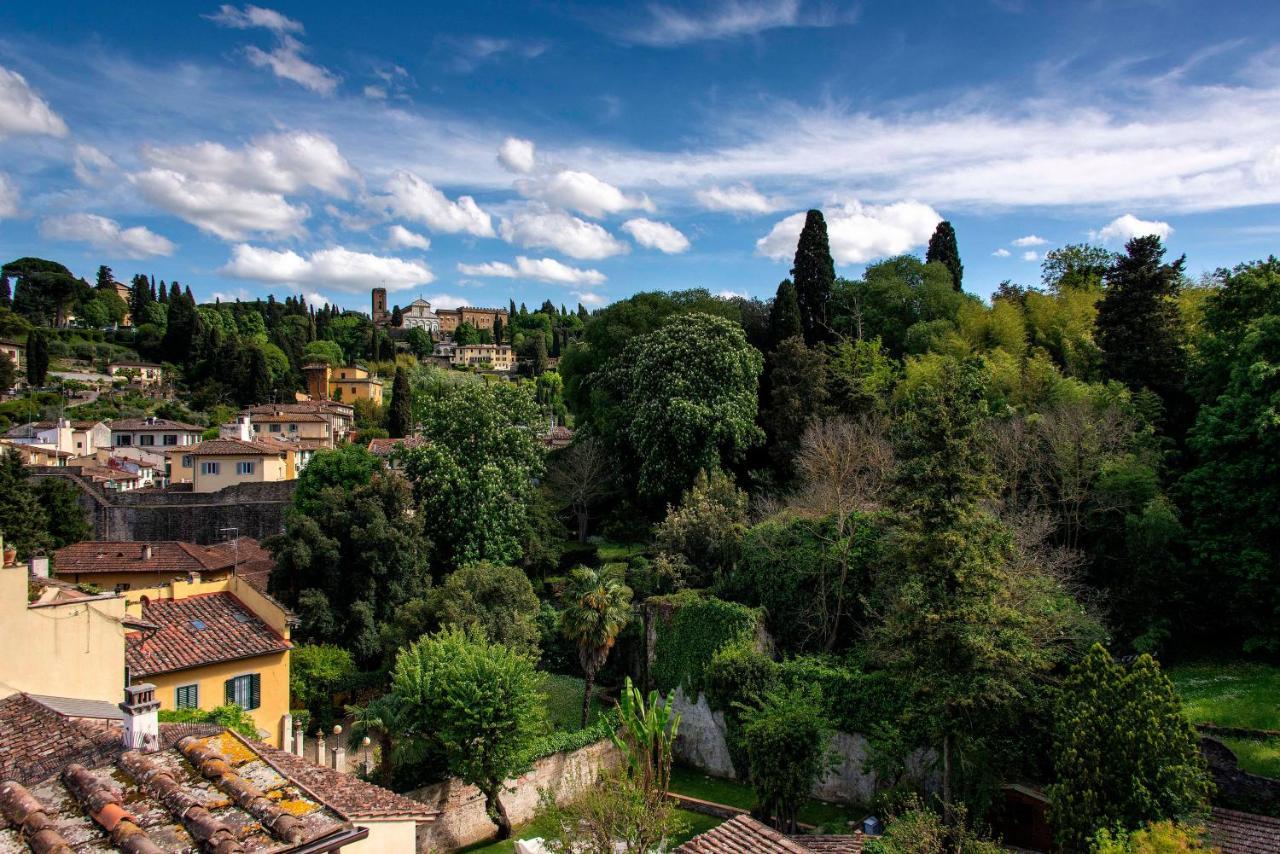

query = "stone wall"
[408,739,622,851]
[1201,737,1280,817]
[670,687,935,806]
[29,468,296,544]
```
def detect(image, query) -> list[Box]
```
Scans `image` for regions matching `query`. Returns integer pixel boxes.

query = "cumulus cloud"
[1022,250,1040,262]
[219,244,434,291]
[756,200,942,264]
[992,248,1011,257]
[717,289,748,299]
[1012,234,1047,246]
[624,0,849,46]
[517,170,653,218]
[73,145,116,186]
[622,218,691,253]
[205,4,303,33]
[457,256,606,285]
[40,213,175,259]
[0,173,19,218]
[142,131,356,196]
[386,224,431,250]
[499,206,628,259]
[0,65,68,139]
[384,171,494,237]
[1093,213,1173,243]
[573,291,607,306]
[134,169,309,240]
[498,137,536,174]
[695,183,783,214]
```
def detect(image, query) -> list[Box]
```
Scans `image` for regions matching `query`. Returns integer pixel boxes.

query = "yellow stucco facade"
[0,565,128,703]
[168,447,291,492]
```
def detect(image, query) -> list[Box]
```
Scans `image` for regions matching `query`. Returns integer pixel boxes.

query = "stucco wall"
[408,739,622,851]
[145,651,290,748]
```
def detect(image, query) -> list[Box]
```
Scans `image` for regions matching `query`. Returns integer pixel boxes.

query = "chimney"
[119,683,160,752]
[28,556,49,578]
[142,544,153,562]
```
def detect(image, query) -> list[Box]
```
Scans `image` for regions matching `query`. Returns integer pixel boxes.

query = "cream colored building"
[108,360,164,387]
[109,416,203,451]
[302,362,384,406]
[435,342,516,371]
[168,437,291,492]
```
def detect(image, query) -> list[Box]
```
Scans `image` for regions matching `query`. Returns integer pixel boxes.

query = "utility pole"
[219,527,239,576]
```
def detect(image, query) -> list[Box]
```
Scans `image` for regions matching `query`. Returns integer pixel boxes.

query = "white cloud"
[219,244,434,292]
[386,224,431,250]
[205,4,303,34]
[498,137,536,174]
[0,173,19,218]
[363,85,387,100]
[499,206,628,259]
[992,248,1011,257]
[517,170,653,218]
[426,293,466,310]
[133,168,309,240]
[1093,213,1173,243]
[624,0,848,46]
[384,171,494,237]
[245,36,339,95]
[695,183,783,214]
[446,37,548,72]
[1012,234,1047,247]
[142,131,356,196]
[457,256,606,285]
[717,289,748,299]
[0,65,68,139]
[573,291,607,306]
[40,213,175,259]
[756,200,942,264]
[1022,250,1040,262]
[73,145,116,186]
[622,218,691,253]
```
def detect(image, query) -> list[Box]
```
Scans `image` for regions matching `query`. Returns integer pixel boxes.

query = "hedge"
[648,590,761,695]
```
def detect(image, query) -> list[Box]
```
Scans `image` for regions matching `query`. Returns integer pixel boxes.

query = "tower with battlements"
[371,287,389,327]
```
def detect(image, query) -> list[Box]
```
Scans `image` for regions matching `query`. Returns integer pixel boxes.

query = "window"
[288,424,297,433]
[201,461,220,475]
[175,684,199,709]
[116,434,132,446]
[181,455,193,468]
[236,461,256,475]
[225,674,260,710]
[139,434,155,447]
[113,582,130,593]
[269,424,281,433]
[163,434,177,446]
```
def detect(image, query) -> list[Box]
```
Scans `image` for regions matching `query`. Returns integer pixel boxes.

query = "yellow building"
[435,305,508,335]
[0,555,131,704]
[51,538,272,593]
[302,362,384,406]
[168,436,293,492]
[107,360,165,387]
[248,409,333,443]
[124,574,293,748]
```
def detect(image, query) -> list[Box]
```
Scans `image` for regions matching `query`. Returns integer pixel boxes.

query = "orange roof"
[53,539,267,576]
[126,592,290,676]
[182,438,287,457]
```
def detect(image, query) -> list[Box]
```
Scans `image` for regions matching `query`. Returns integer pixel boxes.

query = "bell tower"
[371,287,389,327]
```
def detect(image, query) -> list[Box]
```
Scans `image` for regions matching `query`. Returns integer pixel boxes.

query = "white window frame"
[236,461,256,476]
[201,461,220,475]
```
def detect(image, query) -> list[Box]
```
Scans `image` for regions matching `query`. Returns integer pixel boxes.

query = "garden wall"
[407,738,622,851]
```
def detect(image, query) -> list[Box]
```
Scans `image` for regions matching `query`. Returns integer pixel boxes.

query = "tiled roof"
[182,438,287,457]
[0,694,120,786]
[250,412,327,423]
[108,418,202,432]
[252,741,439,821]
[248,401,351,416]
[53,539,267,576]
[126,592,290,676]
[1207,807,1280,853]
[79,465,142,482]
[675,815,863,854]
[109,360,163,367]
[367,436,427,456]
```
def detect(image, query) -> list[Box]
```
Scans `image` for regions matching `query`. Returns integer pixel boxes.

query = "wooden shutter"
[249,674,261,710]
[225,678,235,705]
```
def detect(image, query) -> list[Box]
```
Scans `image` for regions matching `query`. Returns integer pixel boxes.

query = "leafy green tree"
[242,345,272,405]
[1047,644,1210,850]
[546,436,614,543]
[302,339,345,366]
[289,644,357,728]
[605,312,763,504]
[561,566,633,727]
[429,563,541,658]
[391,627,544,840]
[0,451,49,559]
[161,287,202,365]
[25,330,48,387]
[519,333,549,377]
[405,327,433,358]
[760,336,829,478]
[769,279,803,346]
[325,313,372,363]
[401,381,544,568]
[291,444,382,516]
[653,468,748,588]
[1096,236,1188,420]
[926,220,964,291]
[1041,244,1113,293]
[739,684,832,833]
[34,478,90,548]
[454,321,481,346]
[129,273,153,321]
[793,210,836,345]
[0,274,10,308]
[345,694,414,789]
[0,352,14,391]
[387,366,413,438]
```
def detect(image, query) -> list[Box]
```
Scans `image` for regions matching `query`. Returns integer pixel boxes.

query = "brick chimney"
[119,683,160,752]
[142,544,153,562]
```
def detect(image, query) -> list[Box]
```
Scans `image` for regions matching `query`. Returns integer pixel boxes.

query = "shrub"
[1092,821,1213,853]
[158,705,258,739]
[738,684,834,833]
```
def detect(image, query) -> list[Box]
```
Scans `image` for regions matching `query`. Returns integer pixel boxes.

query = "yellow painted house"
[167,436,295,492]
[124,574,294,748]
[303,362,384,406]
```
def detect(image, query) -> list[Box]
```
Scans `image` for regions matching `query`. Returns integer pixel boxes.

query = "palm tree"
[345,695,411,789]
[561,566,633,727]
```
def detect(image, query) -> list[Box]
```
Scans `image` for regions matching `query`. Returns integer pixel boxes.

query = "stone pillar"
[293,722,305,758]
[313,732,326,766]
[329,746,346,774]
[280,713,293,754]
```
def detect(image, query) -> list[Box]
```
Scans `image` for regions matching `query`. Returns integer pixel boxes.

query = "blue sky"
[2,1,1279,312]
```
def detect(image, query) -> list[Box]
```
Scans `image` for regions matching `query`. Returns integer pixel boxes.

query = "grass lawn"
[1219,737,1280,779]
[668,766,865,834]
[539,673,608,732]
[460,807,721,854]
[1166,661,1280,778]
[594,540,647,562]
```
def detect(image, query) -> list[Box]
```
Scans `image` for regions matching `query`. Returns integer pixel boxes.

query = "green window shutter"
[249,674,261,711]
[225,678,235,705]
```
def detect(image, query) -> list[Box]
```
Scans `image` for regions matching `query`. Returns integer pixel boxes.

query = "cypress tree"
[768,279,803,347]
[129,273,152,320]
[493,316,504,347]
[0,351,15,391]
[391,305,403,327]
[926,220,964,291]
[791,209,835,345]
[95,265,114,290]
[0,274,10,308]
[25,330,49,386]
[387,366,413,438]
[243,346,272,405]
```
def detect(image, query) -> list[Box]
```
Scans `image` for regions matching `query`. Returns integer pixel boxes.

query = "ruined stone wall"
[29,468,296,544]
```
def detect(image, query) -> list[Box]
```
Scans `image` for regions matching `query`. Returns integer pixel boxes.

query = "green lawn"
[539,673,608,732]
[668,766,864,834]
[1219,737,1280,779]
[460,807,721,854]
[594,540,647,562]
[1166,662,1280,779]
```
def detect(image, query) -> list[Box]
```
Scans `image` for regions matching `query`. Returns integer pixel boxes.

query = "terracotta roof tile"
[54,539,269,576]
[1207,807,1280,854]
[182,438,287,456]
[251,741,439,821]
[0,694,120,786]
[250,412,327,423]
[126,592,290,676]
[675,815,864,854]
[108,418,203,432]
[367,436,427,456]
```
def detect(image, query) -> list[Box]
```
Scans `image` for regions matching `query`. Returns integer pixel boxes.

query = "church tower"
[372,287,389,327]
